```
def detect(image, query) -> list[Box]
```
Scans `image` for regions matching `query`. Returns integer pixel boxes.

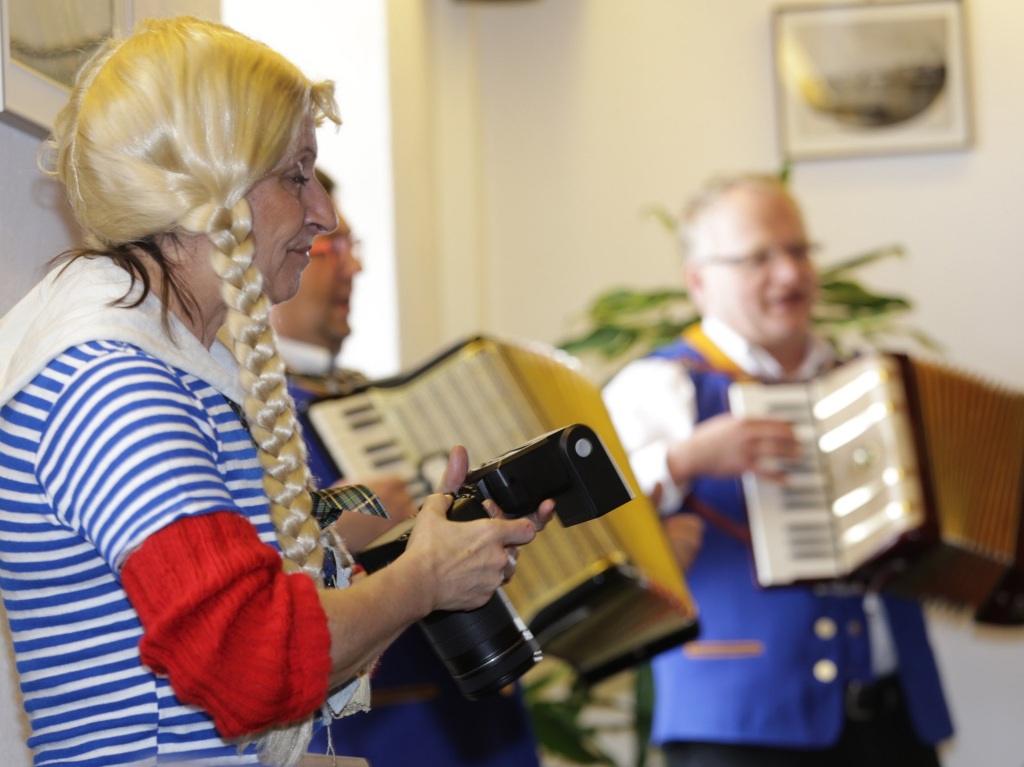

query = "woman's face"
[248,117,338,305]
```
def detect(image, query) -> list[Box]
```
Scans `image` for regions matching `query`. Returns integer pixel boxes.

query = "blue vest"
[290,378,541,766]
[644,339,953,748]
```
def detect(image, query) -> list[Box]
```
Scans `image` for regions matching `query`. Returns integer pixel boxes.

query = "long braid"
[192,199,326,766]
[193,198,325,582]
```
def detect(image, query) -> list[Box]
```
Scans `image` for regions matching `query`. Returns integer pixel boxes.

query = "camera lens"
[419,588,542,699]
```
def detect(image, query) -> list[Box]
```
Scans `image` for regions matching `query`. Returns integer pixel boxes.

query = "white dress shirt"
[277,335,338,376]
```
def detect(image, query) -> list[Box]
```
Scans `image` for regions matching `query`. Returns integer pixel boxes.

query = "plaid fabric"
[226,399,386,588]
[313,485,388,589]
[311,485,389,530]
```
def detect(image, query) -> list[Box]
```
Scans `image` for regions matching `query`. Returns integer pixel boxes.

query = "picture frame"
[0,0,132,136]
[772,0,972,161]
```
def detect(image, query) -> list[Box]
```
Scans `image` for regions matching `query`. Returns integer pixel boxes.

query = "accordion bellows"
[729,352,1024,624]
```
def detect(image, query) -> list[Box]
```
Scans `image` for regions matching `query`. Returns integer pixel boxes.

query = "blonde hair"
[46,16,341,765]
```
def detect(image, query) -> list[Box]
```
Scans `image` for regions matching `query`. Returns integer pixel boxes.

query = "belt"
[845,673,902,722]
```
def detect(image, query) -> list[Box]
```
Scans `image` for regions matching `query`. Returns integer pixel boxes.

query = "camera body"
[354,423,634,699]
[450,422,634,525]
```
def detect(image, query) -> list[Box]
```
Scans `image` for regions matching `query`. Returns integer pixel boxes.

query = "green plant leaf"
[559,326,630,356]
[522,667,567,701]
[819,280,911,312]
[529,701,616,765]
[641,203,681,235]
[633,664,654,767]
[817,244,904,280]
[588,288,689,320]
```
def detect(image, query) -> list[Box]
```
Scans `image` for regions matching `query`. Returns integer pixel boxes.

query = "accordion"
[302,335,700,681]
[728,352,1024,624]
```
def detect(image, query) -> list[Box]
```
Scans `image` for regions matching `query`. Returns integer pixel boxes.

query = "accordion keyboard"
[729,383,842,585]
[306,390,432,501]
[729,355,928,588]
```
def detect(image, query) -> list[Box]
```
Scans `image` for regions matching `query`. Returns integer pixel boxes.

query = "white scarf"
[0,257,245,408]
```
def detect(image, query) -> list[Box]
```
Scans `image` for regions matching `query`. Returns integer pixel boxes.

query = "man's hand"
[354,473,418,521]
[649,482,704,573]
[664,512,705,573]
[325,474,418,553]
[667,413,801,483]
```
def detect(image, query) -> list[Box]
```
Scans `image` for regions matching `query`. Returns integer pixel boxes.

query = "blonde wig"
[45,16,342,765]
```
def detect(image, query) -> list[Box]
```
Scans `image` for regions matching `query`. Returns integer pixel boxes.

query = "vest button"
[814,617,837,640]
[813,659,838,683]
[847,619,864,637]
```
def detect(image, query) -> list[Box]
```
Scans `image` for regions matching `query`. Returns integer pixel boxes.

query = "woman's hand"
[317,447,551,686]
[487,497,555,585]
[438,445,555,585]
[404,446,542,612]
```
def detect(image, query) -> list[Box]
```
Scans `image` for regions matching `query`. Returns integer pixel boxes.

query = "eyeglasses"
[310,233,362,259]
[701,242,820,271]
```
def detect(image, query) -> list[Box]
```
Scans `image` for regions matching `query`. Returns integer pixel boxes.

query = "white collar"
[276,336,338,377]
[0,258,245,408]
[701,316,834,382]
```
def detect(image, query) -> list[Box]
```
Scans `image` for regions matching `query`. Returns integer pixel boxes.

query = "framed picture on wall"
[0,0,132,136]
[772,0,972,161]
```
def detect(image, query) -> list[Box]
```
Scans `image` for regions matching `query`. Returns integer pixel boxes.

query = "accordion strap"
[683,493,751,545]
[679,324,756,381]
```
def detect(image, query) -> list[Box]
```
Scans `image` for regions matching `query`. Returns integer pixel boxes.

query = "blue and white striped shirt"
[0,340,277,766]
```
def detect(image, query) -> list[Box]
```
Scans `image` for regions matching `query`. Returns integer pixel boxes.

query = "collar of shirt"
[701,316,834,383]
[276,336,337,377]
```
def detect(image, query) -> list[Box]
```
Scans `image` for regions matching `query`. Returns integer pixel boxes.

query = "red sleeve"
[121,511,331,739]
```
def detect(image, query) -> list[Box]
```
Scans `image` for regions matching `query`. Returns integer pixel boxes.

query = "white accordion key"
[306,392,426,498]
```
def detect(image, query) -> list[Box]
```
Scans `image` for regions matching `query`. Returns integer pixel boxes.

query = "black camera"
[354,423,634,699]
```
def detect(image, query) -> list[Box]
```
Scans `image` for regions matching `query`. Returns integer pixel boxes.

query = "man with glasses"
[603,173,952,766]
[271,170,543,767]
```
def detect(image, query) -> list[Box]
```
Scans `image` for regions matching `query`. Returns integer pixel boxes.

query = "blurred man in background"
[603,173,953,767]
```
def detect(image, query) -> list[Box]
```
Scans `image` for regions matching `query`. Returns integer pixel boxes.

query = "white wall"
[397,0,1024,388]
[221,0,400,379]
[388,2,1024,766]
[0,119,68,767]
